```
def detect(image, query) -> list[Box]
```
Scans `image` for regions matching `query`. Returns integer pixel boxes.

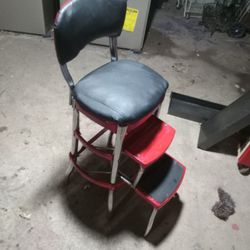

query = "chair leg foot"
[108,189,114,212]
[66,159,74,174]
[67,105,79,185]
[144,208,158,236]
[66,165,75,185]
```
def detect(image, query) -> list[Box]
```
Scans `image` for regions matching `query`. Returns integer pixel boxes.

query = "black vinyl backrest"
[54,0,127,65]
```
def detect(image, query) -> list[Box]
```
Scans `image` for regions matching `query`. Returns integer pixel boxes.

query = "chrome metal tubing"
[66,103,79,178]
[71,105,79,155]
[133,166,144,187]
[119,175,132,186]
[76,128,109,156]
[155,104,162,118]
[60,64,74,105]
[60,64,74,88]
[108,126,127,212]
[144,208,158,236]
[109,37,118,62]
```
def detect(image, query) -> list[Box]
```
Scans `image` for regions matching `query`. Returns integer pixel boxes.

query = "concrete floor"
[1,2,250,250]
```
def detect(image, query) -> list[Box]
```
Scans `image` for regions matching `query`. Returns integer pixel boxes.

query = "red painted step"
[124,116,175,168]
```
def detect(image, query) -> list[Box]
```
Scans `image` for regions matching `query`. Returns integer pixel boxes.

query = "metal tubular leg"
[71,106,80,155]
[107,131,114,148]
[108,126,127,212]
[109,37,118,62]
[144,208,158,236]
[69,91,72,106]
[155,104,162,118]
[66,105,80,178]
[133,166,144,187]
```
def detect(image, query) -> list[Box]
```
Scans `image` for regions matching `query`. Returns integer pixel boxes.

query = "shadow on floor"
[206,134,240,156]
[58,153,184,245]
[206,125,250,156]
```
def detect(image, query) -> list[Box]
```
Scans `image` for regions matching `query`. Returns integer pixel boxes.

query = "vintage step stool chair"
[54,0,186,236]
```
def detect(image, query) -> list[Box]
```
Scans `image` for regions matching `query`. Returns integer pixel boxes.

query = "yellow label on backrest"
[123,7,139,33]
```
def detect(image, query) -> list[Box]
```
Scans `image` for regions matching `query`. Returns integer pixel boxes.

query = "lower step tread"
[135,154,186,208]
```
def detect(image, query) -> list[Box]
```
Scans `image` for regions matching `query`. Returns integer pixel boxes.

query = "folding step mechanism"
[120,115,186,236]
[69,114,186,236]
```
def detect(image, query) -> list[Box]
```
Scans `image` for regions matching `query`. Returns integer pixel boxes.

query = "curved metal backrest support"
[109,37,118,61]
[59,37,118,90]
[54,0,127,65]
[60,64,75,105]
[60,64,74,88]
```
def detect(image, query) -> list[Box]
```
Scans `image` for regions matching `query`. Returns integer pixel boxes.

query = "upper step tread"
[124,116,175,167]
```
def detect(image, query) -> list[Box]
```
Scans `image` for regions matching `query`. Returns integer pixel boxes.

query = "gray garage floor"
[0,3,250,250]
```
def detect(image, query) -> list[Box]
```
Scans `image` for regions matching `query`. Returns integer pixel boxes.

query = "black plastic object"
[54,0,127,64]
[198,91,250,150]
[227,23,247,38]
[168,92,225,123]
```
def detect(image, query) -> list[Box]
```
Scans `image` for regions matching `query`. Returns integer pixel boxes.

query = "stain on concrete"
[145,27,250,98]
[20,128,31,136]
[0,126,8,133]
[172,62,189,73]
[212,188,236,221]
[24,140,29,145]
[0,89,6,97]
[11,173,18,179]
[231,224,240,231]
[20,128,31,142]
[24,114,31,121]
[193,242,203,250]
[17,167,26,172]
[0,207,8,212]
[188,47,250,94]
[18,207,31,220]
[153,15,206,41]
[143,29,179,58]
[1,112,6,118]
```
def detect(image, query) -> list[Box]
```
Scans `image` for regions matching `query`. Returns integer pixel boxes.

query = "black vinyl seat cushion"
[73,59,168,126]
